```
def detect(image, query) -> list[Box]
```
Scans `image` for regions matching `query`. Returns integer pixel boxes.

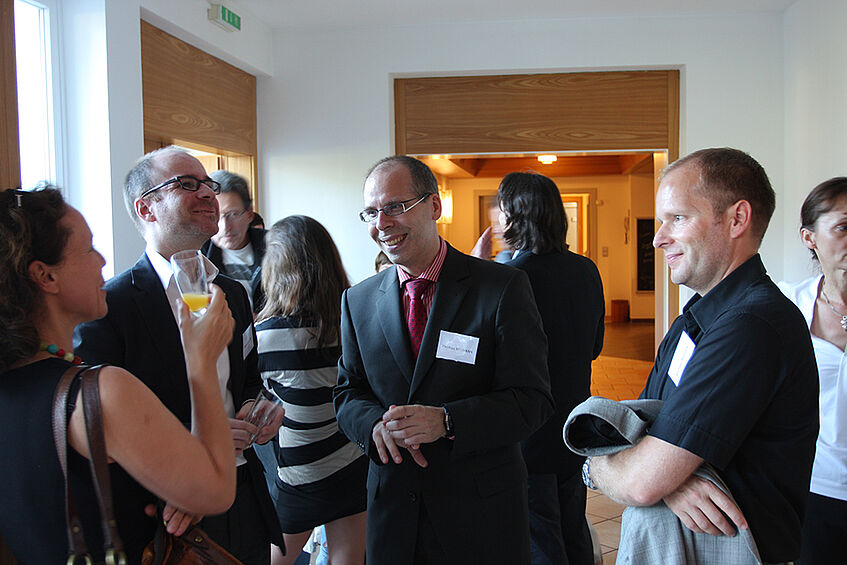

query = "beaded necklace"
[39,341,82,365]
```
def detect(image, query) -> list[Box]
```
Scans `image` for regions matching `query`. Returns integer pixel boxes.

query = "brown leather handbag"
[140,507,242,565]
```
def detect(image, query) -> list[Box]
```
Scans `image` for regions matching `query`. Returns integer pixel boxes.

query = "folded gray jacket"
[564,396,764,565]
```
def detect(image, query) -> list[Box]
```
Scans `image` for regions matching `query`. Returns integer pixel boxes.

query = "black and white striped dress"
[255,316,367,533]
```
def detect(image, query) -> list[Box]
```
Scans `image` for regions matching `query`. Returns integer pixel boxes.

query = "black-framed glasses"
[139,175,221,199]
[359,193,431,223]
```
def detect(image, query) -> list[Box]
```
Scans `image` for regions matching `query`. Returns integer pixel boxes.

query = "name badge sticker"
[242,326,254,360]
[667,331,696,386]
[436,330,479,365]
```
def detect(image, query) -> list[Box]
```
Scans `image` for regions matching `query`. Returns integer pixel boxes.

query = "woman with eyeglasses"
[0,187,237,564]
[779,177,847,564]
[253,215,367,565]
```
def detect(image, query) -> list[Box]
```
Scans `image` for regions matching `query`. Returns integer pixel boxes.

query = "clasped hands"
[372,404,446,468]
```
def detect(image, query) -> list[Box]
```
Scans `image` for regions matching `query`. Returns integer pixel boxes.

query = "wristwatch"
[442,405,455,439]
[582,457,597,490]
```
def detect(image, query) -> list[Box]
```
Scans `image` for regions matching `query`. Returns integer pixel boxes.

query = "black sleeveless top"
[0,358,155,564]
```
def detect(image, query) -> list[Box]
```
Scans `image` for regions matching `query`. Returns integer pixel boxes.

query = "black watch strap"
[442,406,455,439]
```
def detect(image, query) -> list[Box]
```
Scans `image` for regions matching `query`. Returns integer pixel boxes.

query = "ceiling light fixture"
[537,154,557,165]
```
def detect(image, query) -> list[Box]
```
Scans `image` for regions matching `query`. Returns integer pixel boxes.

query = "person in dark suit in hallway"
[75,146,284,565]
[476,172,605,565]
[333,155,554,565]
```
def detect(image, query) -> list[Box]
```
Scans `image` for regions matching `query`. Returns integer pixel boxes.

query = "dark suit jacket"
[73,254,283,558]
[508,250,605,476]
[202,227,267,314]
[333,245,554,565]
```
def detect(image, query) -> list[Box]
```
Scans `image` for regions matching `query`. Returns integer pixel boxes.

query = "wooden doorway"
[140,20,259,206]
[394,70,679,337]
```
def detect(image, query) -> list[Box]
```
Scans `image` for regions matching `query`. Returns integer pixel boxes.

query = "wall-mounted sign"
[208,4,241,32]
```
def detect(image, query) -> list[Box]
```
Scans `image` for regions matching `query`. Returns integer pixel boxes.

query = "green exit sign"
[208,4,241,32]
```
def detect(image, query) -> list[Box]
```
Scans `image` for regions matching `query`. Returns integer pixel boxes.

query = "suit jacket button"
[409,493,417,502]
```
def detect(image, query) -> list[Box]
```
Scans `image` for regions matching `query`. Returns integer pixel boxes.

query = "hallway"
[591,320,655,400]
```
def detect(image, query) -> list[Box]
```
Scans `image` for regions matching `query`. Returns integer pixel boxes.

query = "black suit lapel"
[130,256,189,407]
[377,271,414,383]
[408,247,470,399]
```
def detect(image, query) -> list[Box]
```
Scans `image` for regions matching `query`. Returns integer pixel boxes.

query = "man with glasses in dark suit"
[334,155,554,565]
[75,146,283,565]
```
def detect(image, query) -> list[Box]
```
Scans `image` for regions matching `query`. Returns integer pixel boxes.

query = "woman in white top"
[779,176,847,565]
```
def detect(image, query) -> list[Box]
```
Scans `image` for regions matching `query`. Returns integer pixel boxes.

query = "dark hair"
[0,187,70,371]
[375,251,392,272]
[800,177,847,260]
[258,216,350,349]
[365,155,438,197]
[662,148,775,242]
[124,145,189,231]
[498,172,567,254]
[210,170,251,209]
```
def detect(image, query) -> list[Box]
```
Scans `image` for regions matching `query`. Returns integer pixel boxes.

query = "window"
[14,0,62,189]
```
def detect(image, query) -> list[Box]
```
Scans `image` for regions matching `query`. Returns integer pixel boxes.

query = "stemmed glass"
[170,250,217,316]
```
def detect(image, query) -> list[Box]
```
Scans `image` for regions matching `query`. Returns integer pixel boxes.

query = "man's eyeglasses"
[359,193,431,223]
[140,175,221,199]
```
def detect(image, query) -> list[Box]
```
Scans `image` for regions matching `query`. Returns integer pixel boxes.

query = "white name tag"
[435,330,479,365]
[242,326,254,360]
[667,331,696,386]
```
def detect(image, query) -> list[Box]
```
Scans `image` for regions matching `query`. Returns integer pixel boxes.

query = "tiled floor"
[587,490,626,565]
[584,321,657,564]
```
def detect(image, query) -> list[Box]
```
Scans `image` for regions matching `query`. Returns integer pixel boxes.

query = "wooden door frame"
[394,69,680,341]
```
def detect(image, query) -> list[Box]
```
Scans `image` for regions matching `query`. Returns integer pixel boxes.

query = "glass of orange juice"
[170,250,215,316]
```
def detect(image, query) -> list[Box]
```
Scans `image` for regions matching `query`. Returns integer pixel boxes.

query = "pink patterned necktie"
[405,278,432,358]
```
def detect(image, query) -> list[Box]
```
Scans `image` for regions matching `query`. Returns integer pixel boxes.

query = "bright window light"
[15,0,55,189]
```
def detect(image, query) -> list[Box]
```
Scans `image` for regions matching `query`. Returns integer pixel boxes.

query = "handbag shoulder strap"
[52,364,90,559]
[79,365,127,564]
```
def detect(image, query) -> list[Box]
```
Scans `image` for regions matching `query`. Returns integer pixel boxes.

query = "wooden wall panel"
[141,20,257,157]
[1,0,21,190]
[396,70,678,155]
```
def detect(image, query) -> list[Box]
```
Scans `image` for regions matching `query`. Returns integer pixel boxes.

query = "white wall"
[258,13,786,285]
[59,0,145,277]
[782,0,847,283]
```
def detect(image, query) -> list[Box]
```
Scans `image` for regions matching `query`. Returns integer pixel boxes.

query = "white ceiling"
[242,0,796,30]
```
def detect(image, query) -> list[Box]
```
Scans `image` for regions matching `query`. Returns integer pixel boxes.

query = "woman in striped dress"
[254,215,367,565]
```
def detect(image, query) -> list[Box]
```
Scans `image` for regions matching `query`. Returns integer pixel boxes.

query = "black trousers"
[797,491,847,565]
[527,470,593,565]
[201,464,271,565]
